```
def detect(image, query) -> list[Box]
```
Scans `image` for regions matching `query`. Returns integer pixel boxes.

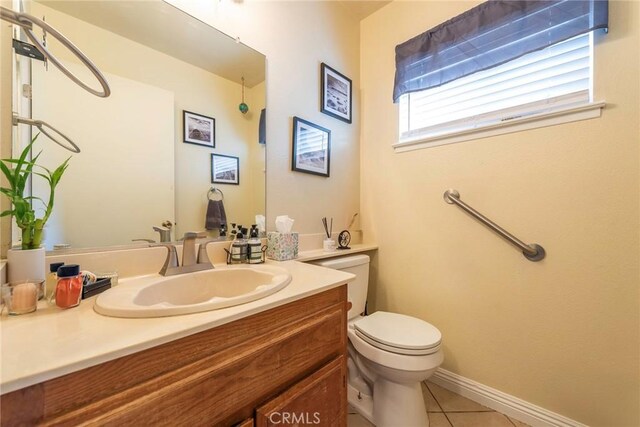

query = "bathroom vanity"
[0,262,352,426]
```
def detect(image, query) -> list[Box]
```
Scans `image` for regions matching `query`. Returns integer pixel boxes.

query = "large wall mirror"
[8,0,266,251]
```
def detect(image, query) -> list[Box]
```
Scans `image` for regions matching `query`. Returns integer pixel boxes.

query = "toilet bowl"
[311,255,444,427]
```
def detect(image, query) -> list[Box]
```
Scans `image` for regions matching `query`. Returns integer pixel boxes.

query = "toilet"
[313,255,443,427]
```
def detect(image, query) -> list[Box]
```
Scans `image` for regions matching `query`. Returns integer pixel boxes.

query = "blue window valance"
[393,0,608,103]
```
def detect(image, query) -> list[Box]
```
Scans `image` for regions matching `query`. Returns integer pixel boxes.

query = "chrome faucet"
[157,232,214,276]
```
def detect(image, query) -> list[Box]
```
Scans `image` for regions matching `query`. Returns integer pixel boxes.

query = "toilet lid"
[354,312,442,355]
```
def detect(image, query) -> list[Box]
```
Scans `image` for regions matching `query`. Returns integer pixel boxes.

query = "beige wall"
[31,62,175,249]
[168,0,361,234]
[247,80,266,224]
[174,76,265,234]
[361,1,639,426]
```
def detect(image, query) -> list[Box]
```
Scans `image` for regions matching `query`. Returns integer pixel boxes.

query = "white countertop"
[295,243,378,262]
[0,260,355,394]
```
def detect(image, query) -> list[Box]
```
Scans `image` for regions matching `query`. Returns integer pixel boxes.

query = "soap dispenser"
[248,225,264,264]
[230,229,248,264]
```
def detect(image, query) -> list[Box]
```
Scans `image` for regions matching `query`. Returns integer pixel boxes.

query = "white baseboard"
[430,369,587,427]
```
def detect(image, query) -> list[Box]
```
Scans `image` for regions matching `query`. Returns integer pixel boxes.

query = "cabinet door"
[256,356,346,427]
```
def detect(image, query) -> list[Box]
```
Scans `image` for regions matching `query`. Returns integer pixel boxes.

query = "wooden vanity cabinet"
[0,286,348,426]
[256,356,346,427]
[235,418,255,427]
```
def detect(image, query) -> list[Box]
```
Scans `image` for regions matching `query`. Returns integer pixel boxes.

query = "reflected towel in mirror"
[205,199,227,230]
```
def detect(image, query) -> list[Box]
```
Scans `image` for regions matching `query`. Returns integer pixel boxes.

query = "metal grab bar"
[443,189,546,262]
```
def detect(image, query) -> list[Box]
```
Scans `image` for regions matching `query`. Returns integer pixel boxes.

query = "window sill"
[393,101,606,153]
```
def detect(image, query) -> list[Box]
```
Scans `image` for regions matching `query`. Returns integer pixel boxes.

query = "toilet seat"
[353,312,442,356]
[348,328,443,373]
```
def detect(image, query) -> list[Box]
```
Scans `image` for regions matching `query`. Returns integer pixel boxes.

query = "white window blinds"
[399,33,592,142]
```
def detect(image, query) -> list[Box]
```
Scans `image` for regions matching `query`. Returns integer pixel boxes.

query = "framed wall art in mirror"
[211,154,240,185]
[184,110,215,148]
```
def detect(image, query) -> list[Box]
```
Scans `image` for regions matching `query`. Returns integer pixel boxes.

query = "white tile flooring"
[347,381,530,427]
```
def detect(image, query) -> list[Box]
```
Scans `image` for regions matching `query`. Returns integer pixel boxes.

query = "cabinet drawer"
[256,357,346,427]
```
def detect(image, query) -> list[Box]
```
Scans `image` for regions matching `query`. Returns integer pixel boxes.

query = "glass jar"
[1,281,39,315]
[55,264,83,309]
[46,262,65,302]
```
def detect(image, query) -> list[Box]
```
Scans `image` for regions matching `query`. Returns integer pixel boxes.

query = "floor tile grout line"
[441,411,455,426]
[425,381,454,426]
[424,380,447,413]
[426,381,496,413]
[444,412,521,427]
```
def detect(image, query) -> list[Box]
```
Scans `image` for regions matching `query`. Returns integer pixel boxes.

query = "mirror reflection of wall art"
[291,116,331,177]
[211,154,240,185]
[320,63,352,124]
[184,110,216,148]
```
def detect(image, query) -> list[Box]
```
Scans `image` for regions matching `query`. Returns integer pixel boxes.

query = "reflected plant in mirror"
[1,135,70,249]
[5,0,266,251]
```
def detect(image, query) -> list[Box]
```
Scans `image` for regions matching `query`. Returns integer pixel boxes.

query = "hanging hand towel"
[205,199,227,230]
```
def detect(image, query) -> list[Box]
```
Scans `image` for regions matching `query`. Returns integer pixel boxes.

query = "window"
[393,0,608,151]
[399,33,593,143]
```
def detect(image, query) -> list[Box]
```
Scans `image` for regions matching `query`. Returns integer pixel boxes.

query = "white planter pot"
[7,246,46,284]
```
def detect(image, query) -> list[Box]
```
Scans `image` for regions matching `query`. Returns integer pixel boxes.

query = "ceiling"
[337,0,392,21]
[37,0,265,87]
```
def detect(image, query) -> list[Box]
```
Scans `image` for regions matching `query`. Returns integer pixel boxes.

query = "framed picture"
[321,63,352,124]
[291,116,331,177]
[183,110,215,148]
[211,154,239,185]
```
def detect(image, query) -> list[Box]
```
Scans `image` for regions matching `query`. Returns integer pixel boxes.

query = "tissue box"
[266,232,299,261]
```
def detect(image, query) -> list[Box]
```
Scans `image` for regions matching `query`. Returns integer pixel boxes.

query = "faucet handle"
[165,245,179,269]
[153,243,179,274]
[132,238,156,243]
[197,240,215,266]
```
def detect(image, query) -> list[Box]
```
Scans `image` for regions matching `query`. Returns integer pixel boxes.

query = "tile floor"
[347,381,530,427]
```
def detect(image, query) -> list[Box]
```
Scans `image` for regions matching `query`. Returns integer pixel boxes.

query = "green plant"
[0,134,70,249]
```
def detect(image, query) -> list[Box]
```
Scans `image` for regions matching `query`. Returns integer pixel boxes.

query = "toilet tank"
[312,255,370,320]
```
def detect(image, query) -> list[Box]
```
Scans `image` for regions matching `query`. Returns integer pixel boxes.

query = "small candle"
[11,282,38,313]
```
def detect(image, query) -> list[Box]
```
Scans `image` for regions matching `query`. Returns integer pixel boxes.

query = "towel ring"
[208,187,224,201]
[0,6,111,98]
[13,114,80,153]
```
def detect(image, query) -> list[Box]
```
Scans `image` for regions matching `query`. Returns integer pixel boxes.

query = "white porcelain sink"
[94,265,292,318]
